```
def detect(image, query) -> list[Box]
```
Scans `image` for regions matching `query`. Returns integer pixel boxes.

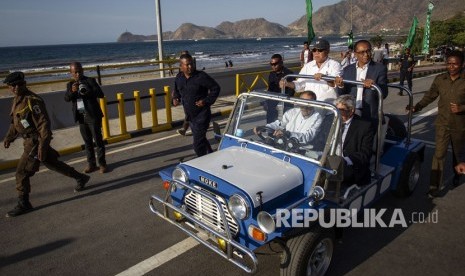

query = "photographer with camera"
[65,61,107,174]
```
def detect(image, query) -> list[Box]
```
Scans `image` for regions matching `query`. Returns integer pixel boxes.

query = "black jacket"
[64,76,104,122]
[173,70,220,121]
[343,115,375,185]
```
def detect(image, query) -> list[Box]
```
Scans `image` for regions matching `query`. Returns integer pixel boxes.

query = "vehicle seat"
[370,115,390,168]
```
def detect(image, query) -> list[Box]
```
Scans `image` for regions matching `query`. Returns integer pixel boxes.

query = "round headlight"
[172,168,188,183]
[228,194,249,220]
[257,211,276,234]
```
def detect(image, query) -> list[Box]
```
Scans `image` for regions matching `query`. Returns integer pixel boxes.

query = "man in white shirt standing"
[254,91,323,145]
[300,41,313,67]
[281,38,343,103]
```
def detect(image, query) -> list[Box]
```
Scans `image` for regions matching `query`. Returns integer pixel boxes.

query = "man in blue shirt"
[172,54,221,157]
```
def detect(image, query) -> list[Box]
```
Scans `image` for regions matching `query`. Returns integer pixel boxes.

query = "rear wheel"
[394,153,420,197]
[280,228,334,276]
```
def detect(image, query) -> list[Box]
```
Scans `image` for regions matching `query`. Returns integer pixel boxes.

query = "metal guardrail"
[0,59,179,89]
[235,66,301,96]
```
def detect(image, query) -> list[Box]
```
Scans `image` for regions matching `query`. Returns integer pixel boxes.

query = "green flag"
[347,30,354,49]
[404,16,419,49]
[421,2,434,54]
[306,0,316,43]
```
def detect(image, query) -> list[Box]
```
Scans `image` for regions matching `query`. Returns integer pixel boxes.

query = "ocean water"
[0,36,351,77]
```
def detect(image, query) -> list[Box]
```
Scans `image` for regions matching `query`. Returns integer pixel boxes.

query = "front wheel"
[280,228,334,276]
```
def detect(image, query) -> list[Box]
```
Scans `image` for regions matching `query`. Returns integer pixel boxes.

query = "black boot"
[74,173,90,192]
[6,195,33,217]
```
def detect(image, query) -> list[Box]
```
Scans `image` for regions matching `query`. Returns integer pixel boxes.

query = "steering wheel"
[255,126,277,146]
[285,137,302,153]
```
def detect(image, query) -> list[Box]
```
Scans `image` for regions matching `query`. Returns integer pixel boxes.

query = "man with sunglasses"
[335,40,388,123]
[254,91,323,145]
[280,38,342,103]
[265,54,295,123]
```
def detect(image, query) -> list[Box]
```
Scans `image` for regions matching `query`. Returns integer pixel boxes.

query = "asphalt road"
[1,74,464,276]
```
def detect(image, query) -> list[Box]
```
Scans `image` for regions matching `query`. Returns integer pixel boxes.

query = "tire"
[385,113,407,140]
[280,228,334,276]
[394,153,420,197]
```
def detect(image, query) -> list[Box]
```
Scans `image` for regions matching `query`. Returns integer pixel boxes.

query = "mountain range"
[117,0,465,42]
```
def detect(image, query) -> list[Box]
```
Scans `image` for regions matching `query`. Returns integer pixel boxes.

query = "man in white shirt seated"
[254,91,323,145]
[280,38,343,103]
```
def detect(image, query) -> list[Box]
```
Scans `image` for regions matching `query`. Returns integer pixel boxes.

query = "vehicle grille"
[184,186,239,236]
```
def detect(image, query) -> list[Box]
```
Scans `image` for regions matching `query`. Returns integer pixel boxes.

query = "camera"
[78,81,89,95]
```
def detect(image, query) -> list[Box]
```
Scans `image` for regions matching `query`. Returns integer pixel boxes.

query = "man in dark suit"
[335,40,388,122]
[335,95,375,186]
[65,61,107,173]
[172,53,220,157]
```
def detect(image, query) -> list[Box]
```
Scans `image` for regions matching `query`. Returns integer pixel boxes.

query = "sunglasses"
[270,62,280,66]
[312,48,326,53]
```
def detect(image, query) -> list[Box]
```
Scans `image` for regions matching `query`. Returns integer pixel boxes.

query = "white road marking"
[115,238,199,276]
[407,107,438,126]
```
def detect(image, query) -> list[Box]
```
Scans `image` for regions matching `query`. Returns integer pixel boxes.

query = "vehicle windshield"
[224,92,339,162]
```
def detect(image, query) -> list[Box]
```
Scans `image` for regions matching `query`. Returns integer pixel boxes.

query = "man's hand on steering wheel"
[273,129,285,138]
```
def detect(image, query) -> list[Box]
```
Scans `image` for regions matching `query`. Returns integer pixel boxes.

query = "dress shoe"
[83,165,98,173]
[177,129,186,136]
[99,165,108,174]
[75,174,90,192]
[398,91,404,96]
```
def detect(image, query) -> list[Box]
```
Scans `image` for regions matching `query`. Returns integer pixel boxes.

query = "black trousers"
[189,114,212,157]
[79,114,106,166]
[399,69,413,91]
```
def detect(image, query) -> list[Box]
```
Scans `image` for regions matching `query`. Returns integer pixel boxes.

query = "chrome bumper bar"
[149,180,258,274]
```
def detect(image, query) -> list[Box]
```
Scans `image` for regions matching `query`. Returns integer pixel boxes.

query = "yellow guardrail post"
[99,97,110,139]
[236,74,240,96]
[164,86,172,124]
[117,93,127,135]
[134,90,142,130]
[149,88,159,127]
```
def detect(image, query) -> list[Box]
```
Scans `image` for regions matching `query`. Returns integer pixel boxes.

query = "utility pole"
[155,0,165,78]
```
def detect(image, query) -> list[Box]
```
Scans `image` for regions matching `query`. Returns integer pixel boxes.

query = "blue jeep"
[150,77,425,275]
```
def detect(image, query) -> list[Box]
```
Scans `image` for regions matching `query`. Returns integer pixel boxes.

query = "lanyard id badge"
[20,119,30,128]
[77,98,85,111]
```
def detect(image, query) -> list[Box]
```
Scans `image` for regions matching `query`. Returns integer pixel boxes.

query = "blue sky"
[0,0,339,47]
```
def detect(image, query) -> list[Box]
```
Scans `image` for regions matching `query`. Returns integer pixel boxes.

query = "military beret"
[3,71,25,85]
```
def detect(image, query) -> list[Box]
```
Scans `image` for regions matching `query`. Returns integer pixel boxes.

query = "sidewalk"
[0,63,445,170]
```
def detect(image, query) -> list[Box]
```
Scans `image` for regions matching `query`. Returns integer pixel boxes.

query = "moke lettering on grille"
[199,176,218,188]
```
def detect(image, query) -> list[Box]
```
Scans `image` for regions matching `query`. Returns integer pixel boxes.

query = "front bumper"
[149,180,258,274]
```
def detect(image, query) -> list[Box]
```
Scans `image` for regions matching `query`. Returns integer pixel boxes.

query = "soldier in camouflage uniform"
[3,72,90,217]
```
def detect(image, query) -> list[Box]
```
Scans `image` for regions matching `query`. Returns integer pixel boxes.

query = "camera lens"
[78,83,88,94]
